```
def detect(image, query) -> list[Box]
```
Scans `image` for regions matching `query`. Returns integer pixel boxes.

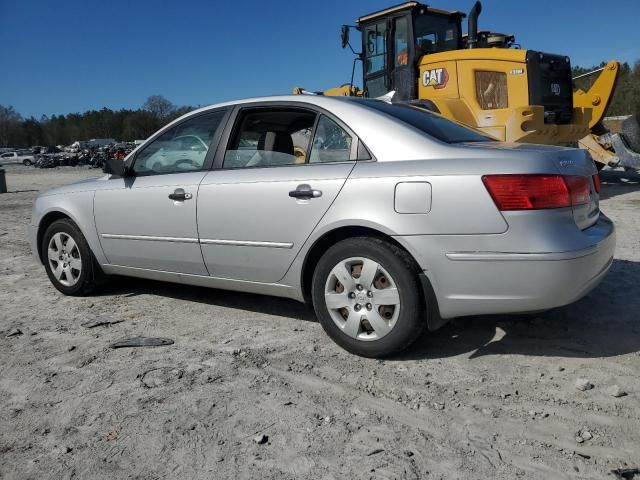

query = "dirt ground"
[0,165,639,480]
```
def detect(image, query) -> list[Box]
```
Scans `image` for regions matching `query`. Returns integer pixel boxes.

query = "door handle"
[168,188,192,201]
[289,184,322,199]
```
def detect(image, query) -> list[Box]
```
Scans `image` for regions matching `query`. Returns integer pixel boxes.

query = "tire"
[23,159,32,166]
[311,237,426,357]
[42,218,103,296]
[621,114,640,154]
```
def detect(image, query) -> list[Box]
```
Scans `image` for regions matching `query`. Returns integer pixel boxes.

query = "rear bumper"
[397,215,615,319]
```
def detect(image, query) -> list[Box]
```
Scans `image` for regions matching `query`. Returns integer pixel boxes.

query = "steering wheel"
[174,158,200,169]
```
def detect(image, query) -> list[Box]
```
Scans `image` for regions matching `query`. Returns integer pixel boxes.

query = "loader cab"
[358,2,464,100]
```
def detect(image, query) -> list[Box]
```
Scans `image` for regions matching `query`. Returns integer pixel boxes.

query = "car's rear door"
[94,109,229,275]
[197,104,360,283]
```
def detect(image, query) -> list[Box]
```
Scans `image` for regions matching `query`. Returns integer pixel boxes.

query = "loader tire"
[621,115,640,154]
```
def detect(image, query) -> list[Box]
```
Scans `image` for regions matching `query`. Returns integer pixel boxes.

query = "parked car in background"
[0,150,35,166]
[86,138,116,148]
[29,95,615,357]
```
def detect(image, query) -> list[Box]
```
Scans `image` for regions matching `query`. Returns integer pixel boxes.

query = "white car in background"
[0,150,35,166]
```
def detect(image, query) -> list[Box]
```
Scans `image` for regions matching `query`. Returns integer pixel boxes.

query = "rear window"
[358,100,493,144]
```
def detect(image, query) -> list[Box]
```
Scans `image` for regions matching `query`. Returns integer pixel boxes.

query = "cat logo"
[422,68,448,89]
[551,83,561,95]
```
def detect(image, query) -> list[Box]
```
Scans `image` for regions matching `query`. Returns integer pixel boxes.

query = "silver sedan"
[29,95,615,357]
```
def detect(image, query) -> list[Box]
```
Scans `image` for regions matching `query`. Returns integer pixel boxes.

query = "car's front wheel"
[42,219,102,296]
[311,237,426,357]
[23,159,32,166]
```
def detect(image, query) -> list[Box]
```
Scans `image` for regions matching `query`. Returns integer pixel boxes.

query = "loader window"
[394,17,409,66]
[365,22,387,75]
[414,12,461,54]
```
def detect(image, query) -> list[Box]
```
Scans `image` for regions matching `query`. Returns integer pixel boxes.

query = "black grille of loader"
[526,51,573,124]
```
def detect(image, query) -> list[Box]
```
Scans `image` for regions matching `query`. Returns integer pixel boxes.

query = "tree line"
[0,95,192,148]
[1,60,639,149]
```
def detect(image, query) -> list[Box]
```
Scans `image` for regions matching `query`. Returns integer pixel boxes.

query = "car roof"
[156,95,457,162]
[189,94,358,114]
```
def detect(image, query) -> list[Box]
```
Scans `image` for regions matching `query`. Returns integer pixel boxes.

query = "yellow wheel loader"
[294,1,640,170]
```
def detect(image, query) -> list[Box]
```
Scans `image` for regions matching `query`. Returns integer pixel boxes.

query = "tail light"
[482,174,590,211]
[592,174,600,194]
[565,175,590,205]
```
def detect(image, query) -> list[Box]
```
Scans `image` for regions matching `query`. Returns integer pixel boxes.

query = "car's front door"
[94,109,228,275]
[197,106,359,283]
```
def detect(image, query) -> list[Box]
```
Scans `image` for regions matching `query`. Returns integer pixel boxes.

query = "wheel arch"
[36,210,75,263]
[300,225,446,331]
[300,225,418,301]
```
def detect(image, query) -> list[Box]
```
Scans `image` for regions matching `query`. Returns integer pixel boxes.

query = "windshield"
[359,100,493,144]
[414,12,461,54]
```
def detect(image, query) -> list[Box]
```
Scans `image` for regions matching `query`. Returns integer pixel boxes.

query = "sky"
[1,0,639,118]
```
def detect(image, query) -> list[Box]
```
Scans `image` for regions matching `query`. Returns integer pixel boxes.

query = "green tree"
[0,105,23,147]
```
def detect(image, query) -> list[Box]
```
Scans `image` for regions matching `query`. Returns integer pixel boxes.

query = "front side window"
[133,110,226,175]
[223,109,316,168]
[309,116,352,163]
[365,22,387,75]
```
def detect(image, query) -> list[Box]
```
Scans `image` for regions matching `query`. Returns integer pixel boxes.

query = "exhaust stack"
[467,1,482,49]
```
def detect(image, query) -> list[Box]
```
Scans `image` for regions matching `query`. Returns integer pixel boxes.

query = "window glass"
[133,110,226,175]
[475,71,508,110]
[359,100,493,143]
[414,12,460,55]
[394,17,409,67]
[309,116,352,163]
[365,22,387,75]
[224,109,316,168]
[366,76,388,98]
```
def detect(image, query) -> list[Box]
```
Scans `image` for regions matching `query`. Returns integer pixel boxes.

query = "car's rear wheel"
[311,237,426,357]
[42,219,102,296]
[23,159,32,166]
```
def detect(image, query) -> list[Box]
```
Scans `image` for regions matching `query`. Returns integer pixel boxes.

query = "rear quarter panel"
[280,144,591,289]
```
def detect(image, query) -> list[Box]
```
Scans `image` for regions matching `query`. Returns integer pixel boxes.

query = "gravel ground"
[1,165,639,480]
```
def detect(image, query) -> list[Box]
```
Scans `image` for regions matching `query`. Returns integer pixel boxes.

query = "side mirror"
[103,157,130,177]
[340,25,350,49]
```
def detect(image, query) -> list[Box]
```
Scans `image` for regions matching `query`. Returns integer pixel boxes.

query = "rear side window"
[223,108,316,168]
[360,100,493,143]
[309,116,352,163]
